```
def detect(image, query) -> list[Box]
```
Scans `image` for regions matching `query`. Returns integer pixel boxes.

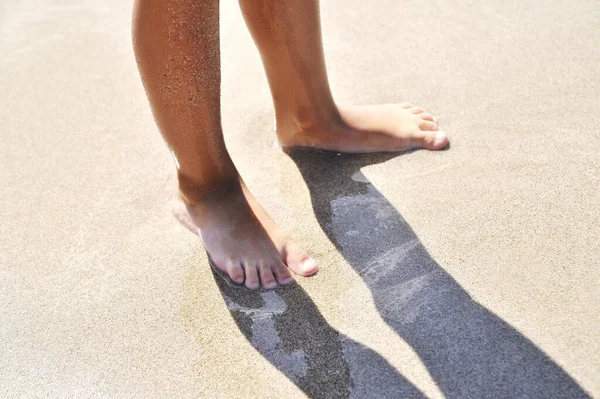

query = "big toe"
[419,129,448,150]
[272,260,294,286]
[283,241,318,276]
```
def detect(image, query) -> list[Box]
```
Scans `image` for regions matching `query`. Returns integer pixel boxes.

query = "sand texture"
[1,0,599,397]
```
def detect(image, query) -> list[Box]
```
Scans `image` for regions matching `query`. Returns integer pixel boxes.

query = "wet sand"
[1,0,599,397]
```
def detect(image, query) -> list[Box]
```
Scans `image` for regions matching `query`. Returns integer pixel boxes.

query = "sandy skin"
[172,103,447,289]
[133,0,448,289]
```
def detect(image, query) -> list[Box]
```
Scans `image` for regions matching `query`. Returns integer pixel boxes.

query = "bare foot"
[277,103,449,153]
[172,178,318,289]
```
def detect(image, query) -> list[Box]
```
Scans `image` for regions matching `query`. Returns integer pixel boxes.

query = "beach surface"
[1,0,599,397]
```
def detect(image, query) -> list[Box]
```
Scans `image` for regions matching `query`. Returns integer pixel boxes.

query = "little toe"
[400,102,414,109]
[283,241,318,276]
[410,107,425,115]
[272,261,294,285]
[259,264,278,289]
[226,261,245,285]
[243,262,260,289]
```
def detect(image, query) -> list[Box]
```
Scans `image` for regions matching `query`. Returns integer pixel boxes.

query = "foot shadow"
[213,273,426,398]
[285,149,590,398]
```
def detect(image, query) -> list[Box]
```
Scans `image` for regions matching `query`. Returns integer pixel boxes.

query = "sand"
[1,0,599,397]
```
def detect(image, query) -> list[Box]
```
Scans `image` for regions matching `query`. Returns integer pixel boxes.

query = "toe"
[399,102,413,109]
[283,241,318,276]
[419,120,439,131]
[272,260,294,285]
[417,130,449,150]
[410,107,425,115]
[226,261,245,285]
[243,262,260,289]
[419,113,435,122]
[259,264,278,289]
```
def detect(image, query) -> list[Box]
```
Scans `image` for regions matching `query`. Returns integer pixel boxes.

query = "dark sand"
[1,0,598,397]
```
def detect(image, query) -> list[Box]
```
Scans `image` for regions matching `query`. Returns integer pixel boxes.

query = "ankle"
[276,104,341,135]
[177,172,240,206]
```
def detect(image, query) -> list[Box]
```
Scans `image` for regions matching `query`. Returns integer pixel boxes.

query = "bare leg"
[132,0,317,289]
[239,0,449,153]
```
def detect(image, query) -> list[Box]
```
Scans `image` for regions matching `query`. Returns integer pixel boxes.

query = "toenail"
[433,130,447,146]
[303,259,317,273]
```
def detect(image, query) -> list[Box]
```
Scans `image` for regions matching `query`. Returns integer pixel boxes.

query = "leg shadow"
[287,149,590,399]
[213,272,425,398]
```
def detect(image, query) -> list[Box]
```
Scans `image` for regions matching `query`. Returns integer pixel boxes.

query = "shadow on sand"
[212,149,589,398]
